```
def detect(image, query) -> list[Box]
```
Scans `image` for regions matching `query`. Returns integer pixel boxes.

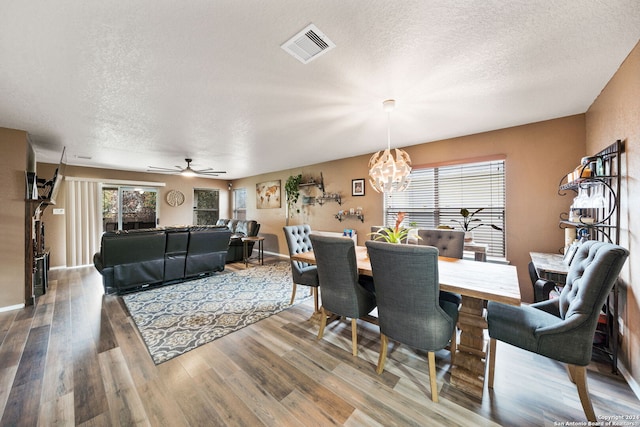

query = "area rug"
[122,261,308,364]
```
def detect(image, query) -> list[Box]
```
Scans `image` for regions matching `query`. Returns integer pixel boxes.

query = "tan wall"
[235,115,586,304]
[0,128,28,308]
[38,164,231,268]
[586,40,640,383]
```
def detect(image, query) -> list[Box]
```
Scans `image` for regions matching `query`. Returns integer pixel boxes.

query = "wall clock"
[166,189,185,207]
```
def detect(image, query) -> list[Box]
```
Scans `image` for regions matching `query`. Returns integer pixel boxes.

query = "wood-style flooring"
[1,256,638,426]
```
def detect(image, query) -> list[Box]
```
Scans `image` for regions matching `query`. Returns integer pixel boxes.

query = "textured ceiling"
[2,1,640,179]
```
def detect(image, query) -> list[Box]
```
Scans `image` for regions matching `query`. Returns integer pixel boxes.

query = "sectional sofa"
[93,225,232,294]
[215,219,261,262]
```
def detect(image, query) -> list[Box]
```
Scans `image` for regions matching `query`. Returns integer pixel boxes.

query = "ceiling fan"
[147,158,226,177]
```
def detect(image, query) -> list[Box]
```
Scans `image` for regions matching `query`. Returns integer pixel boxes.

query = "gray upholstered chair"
[528,261,557,302]
[487,241,629,421]
[282,225,320,313]
[309,234,377,356]
[417,228,465,306]
[365,240,459,403]
[417,228,465,258]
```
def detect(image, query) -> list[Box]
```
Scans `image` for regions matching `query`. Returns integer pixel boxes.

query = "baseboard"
[618,360,640,400]
[0,303,25,313]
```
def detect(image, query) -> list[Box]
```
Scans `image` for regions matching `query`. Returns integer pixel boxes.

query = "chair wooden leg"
[289,283,297,305]
[313,287,319,313]
[450,328,457,366]
[376,333,388,374]
[488,338,497,389]
[428,351,439,403]
[568,364,596,422]
[351,318,358,356]
[317,307,328,340]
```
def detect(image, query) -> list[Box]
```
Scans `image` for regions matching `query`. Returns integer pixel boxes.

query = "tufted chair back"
[417,228,465,259]
[559,241,628,323]
[282,225,319,309]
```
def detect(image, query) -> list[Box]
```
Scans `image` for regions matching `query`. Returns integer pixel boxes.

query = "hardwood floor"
[1,256,638,426]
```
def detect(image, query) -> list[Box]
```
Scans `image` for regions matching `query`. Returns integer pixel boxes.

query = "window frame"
[384,156,506,258]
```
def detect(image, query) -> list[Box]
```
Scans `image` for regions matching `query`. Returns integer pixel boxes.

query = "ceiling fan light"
[181,168,196,177]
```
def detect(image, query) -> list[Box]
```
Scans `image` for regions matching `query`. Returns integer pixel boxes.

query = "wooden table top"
[529,251,569,275]
[292,246,520,306]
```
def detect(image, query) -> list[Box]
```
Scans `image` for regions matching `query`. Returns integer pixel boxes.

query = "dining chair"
[417,228,465,258]
[365,240,459,402]
[282,225,320,313]
[309,234,377,356]
[417,228,465,306]
[528,261,557,302]
[487,241,629,421]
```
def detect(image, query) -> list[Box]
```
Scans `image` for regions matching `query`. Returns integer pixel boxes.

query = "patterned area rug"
[122,261,308,364]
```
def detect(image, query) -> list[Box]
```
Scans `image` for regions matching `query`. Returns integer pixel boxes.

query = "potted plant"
[285,174,302,221]
[451,208,503,242]
[370,212,421,243]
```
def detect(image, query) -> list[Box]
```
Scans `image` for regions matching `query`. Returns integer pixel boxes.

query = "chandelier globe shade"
[368,99,412,193]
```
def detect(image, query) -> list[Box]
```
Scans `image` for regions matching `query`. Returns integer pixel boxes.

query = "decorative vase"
[464,231,474,243]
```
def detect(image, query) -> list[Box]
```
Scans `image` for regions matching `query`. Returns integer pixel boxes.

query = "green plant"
[285,174,302,216]
[451,208,503,232]
[369,212,421,243]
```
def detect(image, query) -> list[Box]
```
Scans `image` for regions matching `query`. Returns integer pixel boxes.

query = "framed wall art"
[352,178,365,196]
[256,180,281,209]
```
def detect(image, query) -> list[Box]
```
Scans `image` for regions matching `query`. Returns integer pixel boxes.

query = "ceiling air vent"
[281,24,335,64]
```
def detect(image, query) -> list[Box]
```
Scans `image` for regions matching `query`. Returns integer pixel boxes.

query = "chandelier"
[368,99,412,193]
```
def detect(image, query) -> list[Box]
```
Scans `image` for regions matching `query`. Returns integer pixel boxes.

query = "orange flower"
[395,212,406,233]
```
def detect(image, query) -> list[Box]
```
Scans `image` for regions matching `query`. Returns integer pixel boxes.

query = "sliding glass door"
[102,186,159,231]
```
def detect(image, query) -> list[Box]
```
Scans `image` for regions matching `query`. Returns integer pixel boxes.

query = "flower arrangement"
[370,212,420,243]
[451,208,503,232]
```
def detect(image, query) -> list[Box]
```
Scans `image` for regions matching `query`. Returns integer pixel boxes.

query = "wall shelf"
[298,172,342,206]
[335,211,364,222]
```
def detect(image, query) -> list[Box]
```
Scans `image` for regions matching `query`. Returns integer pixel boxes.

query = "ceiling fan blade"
[193,168,226,174]
[196,171,223,176]
[147,166,181,172]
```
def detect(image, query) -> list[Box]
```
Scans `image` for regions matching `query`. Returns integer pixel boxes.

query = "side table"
[242,236,265,267]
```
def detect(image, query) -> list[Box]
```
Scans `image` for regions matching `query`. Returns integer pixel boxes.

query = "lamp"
[368,99,412,193]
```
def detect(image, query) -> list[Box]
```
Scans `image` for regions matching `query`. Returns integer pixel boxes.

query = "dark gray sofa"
[215,219,261,262]
[93,226,232,294]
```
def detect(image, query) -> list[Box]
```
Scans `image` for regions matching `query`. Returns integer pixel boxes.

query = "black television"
[44,147,67,205]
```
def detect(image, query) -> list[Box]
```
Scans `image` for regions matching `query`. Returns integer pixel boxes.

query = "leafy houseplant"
[285,174,302,219]
[452,208,503,232]
[370,212,421,243]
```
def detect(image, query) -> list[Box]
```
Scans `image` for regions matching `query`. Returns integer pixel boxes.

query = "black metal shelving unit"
[557,139,623,372]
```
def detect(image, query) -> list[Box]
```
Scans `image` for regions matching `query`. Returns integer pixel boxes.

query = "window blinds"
[384,159,506,257]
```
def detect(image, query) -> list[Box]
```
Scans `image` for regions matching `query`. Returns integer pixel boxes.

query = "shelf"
[556,139,622,373]
[335,211,364,222]
[559,175,617,191]
[316,193,341,206]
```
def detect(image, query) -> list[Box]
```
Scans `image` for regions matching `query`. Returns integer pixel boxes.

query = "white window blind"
[384,159,506,257]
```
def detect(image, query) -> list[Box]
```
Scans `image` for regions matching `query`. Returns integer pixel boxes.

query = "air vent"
[281,24,335,64]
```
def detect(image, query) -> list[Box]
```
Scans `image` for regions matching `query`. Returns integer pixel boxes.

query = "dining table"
[290,245,521,399]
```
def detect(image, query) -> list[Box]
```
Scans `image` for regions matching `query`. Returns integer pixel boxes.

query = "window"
[233,188,247,220]
[384,159,506,257]
[102,186,158,231]
[193,188,220,225]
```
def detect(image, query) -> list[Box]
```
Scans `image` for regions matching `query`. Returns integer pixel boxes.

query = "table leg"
[243,240,249,268]
[450,296,487,399]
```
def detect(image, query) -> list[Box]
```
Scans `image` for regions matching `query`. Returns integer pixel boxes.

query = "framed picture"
[256,180,281,209]
[352,178,365,196]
